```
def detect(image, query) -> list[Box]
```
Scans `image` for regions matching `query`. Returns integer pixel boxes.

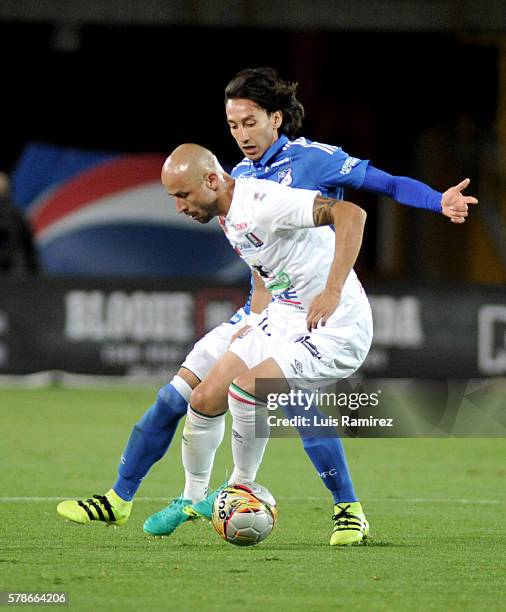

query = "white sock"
[228,383,269,485]
[170,375,192,402]
[182,406,225,503]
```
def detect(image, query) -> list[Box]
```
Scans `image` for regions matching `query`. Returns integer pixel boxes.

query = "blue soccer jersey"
[229,133,443,314]
[230,135,370,313]
[231,135,369,200]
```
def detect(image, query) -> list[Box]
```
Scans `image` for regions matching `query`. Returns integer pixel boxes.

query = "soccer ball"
[211,483,277,546]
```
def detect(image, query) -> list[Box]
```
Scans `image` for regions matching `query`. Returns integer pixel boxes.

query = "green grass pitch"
[1,387,505,611]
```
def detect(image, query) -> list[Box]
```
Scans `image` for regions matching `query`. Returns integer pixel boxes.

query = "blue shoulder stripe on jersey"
[231,159,251,173]
[283,137,338,155]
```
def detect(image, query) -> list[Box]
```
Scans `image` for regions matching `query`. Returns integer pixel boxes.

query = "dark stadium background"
[0,1,505,380]
[1,7,505,609]
[1,9,503,282]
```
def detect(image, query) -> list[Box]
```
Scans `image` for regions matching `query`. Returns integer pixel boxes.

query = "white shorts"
[181,308,248,380]
[228,299,373,384]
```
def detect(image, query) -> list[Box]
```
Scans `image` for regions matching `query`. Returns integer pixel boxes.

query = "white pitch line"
[0,496,504,504]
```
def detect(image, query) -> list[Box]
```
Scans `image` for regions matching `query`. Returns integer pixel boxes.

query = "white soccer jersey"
[221,177,367,324]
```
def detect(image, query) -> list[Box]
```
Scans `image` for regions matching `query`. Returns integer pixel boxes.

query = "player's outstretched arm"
[306,196,366,330]
[441,178,478,224]
[361,166,477,223]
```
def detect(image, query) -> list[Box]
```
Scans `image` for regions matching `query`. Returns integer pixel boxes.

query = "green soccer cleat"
[183,481,229,520]
[330,501,369,546]
[56,489,132,526]
[143,496,193,536]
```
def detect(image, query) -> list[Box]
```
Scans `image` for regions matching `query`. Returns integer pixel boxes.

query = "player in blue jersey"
[225,67,471,219]
[57,67,476,545]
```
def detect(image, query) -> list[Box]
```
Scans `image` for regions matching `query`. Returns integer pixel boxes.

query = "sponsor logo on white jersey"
[245,232,264,248]
[234,241,257,256]
[234,221,249,230]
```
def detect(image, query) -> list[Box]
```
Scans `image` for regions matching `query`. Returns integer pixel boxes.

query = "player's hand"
[228,325,251,346]
[306,288,341,330]
[441,178,478,224]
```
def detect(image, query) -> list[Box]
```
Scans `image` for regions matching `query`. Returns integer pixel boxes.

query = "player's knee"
[232,371,255,397]
[190,383,226,416]
[176,367,201,390]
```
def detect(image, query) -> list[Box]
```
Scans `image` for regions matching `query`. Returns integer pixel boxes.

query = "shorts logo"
[291,359,304,375]
[258,315,271,337]
[245,232,264,248]
[295,335,322,359]
[278,168,293,185]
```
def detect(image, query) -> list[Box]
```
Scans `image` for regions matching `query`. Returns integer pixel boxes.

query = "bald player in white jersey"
[158,143,372,544]
[57,67,477,544]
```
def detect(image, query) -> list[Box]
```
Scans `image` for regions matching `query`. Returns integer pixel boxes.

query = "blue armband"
[362,165,443,213]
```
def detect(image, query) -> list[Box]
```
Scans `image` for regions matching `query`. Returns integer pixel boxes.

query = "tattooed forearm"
[312,195,337,226]
[313,196,367,229]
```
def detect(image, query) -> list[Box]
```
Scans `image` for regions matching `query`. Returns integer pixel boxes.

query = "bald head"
[161,143,234,223]
[161,143,223,188]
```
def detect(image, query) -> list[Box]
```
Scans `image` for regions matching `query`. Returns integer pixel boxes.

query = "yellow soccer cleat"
[57,489,132,526]
[330,502,369,546]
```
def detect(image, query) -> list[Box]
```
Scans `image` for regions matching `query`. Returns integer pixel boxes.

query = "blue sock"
[282,398,357,504]
[301,436,357,504]
[113,378,190,501]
